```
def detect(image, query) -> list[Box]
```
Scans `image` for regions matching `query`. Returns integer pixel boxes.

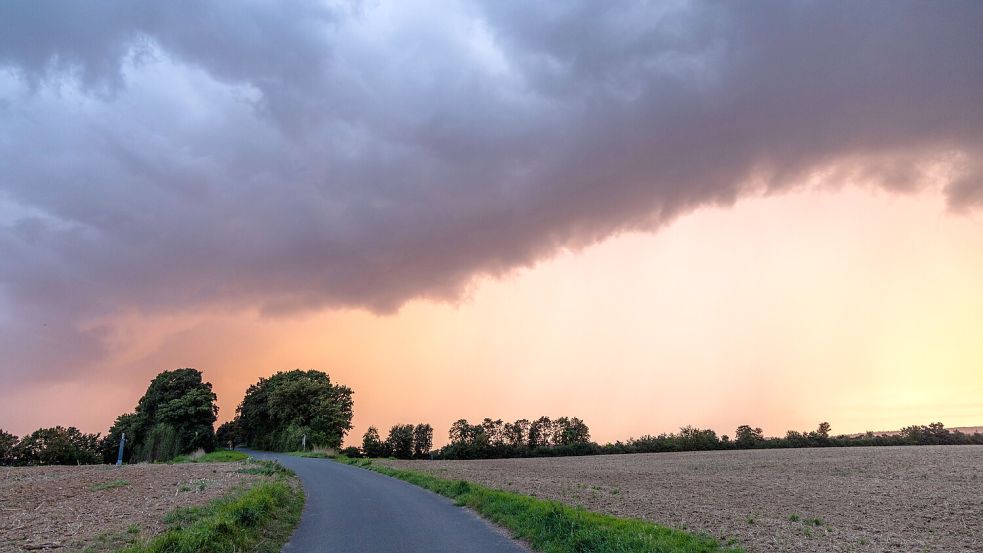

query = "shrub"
[339,446,362,458]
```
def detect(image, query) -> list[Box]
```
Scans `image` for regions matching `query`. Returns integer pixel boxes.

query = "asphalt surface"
[245,450,530,553]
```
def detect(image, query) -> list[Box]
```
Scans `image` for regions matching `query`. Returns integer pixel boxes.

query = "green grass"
[91,479,130,491]
[338,458,743,553]
[119,460,303,553]
[170,449,249,463]
[287,450,334,459]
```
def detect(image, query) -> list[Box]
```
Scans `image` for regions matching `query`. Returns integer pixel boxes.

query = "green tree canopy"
[236,370,354,451]
[13,426,100,465]
[735,425,764,447]
[362,426,387,458]
[103,368,219,462]
[0,429,20,465]
[412,424,433,458]
[386,424,415,459]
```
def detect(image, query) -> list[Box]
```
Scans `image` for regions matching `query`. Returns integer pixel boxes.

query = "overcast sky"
[1,1,981,439]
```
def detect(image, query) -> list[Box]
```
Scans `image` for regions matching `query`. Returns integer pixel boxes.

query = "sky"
[1,1,981,446]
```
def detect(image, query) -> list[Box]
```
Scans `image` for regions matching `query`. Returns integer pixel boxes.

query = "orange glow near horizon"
[2,186,981,446]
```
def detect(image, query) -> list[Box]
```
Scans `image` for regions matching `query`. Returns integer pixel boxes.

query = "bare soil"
[0,462,259,552]
[381,445,983,552]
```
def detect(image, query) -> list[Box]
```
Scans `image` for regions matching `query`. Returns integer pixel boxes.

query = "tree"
[13,426,100,465]
[100,413,139,464]
[215,420,239,449]
[554,417,591,445]
[0,429,18,465]
[236,370,354,451]
[386,424,415,459]
[528,416,553,448]
[481,418,505,449]
[924,422,950,444]
[362,426,387,458]
[677,426,720,451]
[815,422,831,439]
[735,425,764,447]
[103,368,219,463]
[412,424,433,458]
[448,419,475,445]
[503,419,529,448]
[133,368,219,461]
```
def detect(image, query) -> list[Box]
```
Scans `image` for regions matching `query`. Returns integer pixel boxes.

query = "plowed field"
[381,445,983,552]
[0,462,258,552]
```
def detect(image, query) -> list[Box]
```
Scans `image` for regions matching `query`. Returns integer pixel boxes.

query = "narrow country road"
[245,451,530,553]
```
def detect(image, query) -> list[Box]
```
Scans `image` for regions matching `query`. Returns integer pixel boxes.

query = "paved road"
[245,450,530,553]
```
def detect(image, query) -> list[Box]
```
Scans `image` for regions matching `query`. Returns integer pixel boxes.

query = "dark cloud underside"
[1,1,981,381]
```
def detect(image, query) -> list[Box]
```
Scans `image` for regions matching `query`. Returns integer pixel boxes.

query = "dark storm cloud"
[1,1,981,380]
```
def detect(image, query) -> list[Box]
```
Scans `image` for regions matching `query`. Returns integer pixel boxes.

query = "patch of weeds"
[170,449,249,464]
[238,459,293,477]
[338,456,372,467]
[806,517,824,527]
[746,515,755,525]
[789,514,800,522]
[610,488,620,495]
[178,479,208,493]
[91,479,130,491]
[341,460,744,553]
[80,525,142,552]
[287,450,334,459]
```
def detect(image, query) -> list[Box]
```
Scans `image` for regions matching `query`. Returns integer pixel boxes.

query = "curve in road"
[246,450,530,553]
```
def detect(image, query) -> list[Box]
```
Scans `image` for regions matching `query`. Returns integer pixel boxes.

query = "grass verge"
[287,450,334,459]
[338,457,743,553]
[171,449,250,463]
[118,460,303,553]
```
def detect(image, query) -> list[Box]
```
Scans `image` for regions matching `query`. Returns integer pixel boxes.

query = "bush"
[340,446,362,458]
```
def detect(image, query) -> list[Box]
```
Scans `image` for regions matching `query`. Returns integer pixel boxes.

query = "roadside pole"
[115,432,126,466]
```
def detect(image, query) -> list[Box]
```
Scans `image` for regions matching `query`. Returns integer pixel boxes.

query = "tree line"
[1,367,356,466]
[344,419,983,460]
[3,367,982,465]
[359,424,434,459]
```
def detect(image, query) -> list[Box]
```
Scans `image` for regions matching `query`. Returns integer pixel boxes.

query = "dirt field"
[0,462,259,552]
[381,445,983,552]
